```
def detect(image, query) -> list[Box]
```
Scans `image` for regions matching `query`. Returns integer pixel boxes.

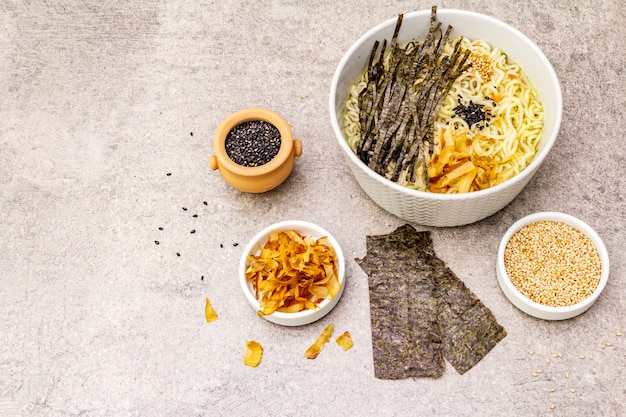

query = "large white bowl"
[329,9,562,226]
[496,212,609,320]
[239,220,346,327]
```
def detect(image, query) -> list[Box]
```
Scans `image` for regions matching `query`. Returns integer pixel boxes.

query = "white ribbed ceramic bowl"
[329,9,562,227]
[496,212,609,320]
[239,220,345,327]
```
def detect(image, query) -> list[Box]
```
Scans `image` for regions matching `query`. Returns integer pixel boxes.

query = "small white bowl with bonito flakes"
[497,212,609,320]
[239,220,346,326]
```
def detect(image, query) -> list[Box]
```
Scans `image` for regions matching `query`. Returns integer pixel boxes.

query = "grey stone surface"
[1,1,624,416]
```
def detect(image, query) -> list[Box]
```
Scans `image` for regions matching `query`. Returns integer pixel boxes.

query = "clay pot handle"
[293,139,302,158]
[209,155,219,170]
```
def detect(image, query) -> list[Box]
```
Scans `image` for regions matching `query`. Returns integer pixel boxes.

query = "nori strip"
[357,225,444,379]
[433,256,507,374]
[355,6,471,187]
[357,40,381,151]
[356,224,506,379]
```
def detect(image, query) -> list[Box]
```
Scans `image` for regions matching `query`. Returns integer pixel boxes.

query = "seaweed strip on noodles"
[357,15,402,159]
[355,6,470,188]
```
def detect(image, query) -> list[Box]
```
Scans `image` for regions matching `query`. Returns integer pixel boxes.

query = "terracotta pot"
[209,108,302,193]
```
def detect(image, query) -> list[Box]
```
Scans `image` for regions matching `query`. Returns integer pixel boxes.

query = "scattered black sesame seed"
[166,173,172,176]
[192,214,198,218]
[182,207,188,211]
[155,240,160,245]
[224,120,281,167]
[203,201,208,206]
[158,227,163,230]
[190,132,193,136]
[201,275,204,280]
[233,242,239,247]
[191,230,196,234]
[220,243,224,248]
[176,252,181,257]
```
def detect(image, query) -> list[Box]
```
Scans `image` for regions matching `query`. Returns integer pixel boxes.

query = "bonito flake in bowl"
[239,221,346,327]
[245,230,340,315]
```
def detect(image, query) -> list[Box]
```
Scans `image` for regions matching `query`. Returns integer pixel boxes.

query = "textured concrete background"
[1,1,624,416]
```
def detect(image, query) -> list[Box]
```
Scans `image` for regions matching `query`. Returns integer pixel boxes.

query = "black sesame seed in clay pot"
[209,108,302,193]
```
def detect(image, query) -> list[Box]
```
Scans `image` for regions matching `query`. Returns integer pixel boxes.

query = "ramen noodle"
[344,32,544,193]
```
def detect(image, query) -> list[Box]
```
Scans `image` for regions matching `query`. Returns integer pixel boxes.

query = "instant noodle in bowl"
[329,7,562,226]
[239,221,346,327]
[496,212,609,320]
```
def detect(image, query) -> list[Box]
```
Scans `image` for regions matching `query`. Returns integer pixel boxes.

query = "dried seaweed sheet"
[357,225,444,378]
[356,224,506,379]
[433,256,507,374]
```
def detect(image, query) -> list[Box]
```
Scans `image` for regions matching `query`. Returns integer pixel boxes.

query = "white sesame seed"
[503,221,601,307]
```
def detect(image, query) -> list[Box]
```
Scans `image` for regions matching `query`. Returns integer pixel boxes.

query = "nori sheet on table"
[357,226,444,378]
[356,224,506,379]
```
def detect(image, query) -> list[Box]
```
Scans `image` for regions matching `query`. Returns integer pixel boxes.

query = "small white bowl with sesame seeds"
[496,212,609,320]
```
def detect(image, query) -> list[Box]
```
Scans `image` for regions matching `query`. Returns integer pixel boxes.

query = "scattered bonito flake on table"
[244,341,263,367]
[304,323,334,359]
[204,297,219,323]
[335,331,354,351]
